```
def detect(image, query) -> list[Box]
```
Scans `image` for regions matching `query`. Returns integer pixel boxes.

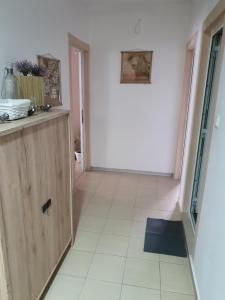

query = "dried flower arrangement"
[15,60,46,76]
[31,64,46,77]
[15,60,32,76]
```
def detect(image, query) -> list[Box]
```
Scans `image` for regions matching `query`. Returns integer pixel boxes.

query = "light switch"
[215,115,221,129]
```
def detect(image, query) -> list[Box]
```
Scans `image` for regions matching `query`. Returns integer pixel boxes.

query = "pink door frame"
[70,48,81,144]
[174,33,198,180]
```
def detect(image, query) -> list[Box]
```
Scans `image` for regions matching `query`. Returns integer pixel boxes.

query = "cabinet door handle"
[42,199,52,214]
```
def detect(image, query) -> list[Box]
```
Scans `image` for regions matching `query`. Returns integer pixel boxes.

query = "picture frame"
[120,51,153,84]
[37,55,62,106]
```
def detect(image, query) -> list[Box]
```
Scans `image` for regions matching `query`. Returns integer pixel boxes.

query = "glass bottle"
[1,63,18,100]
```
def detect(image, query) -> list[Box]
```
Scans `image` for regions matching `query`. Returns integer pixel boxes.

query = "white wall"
[194,44,225,300]
[89,2,191,173]
[180,1,225,299]
[0,0,90,108]
[190,0,220,34]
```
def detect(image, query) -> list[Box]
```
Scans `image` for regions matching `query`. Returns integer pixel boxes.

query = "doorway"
[68,33,90,190]
[190,28,223,226]
[71,48,84,181]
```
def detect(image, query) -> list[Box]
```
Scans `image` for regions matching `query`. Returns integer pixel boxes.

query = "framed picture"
[37,55,62,106]
[120,51,153,84]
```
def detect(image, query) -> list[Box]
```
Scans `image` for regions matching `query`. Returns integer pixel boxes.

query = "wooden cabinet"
[0,111,72,300]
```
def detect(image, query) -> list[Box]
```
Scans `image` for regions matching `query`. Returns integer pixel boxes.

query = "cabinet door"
[0,115,71,300]
[22,116,71,299]
[0,131,31,300]
[52,116,71,253]
[22,120,59,299]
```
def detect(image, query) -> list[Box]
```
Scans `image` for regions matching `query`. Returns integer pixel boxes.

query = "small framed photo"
[120,51,153,84]
[37,55,62,106]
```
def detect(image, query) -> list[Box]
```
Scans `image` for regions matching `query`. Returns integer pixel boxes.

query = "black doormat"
[144,218,187,257]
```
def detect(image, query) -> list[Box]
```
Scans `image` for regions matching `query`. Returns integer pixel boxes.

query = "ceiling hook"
[134,18,142,35]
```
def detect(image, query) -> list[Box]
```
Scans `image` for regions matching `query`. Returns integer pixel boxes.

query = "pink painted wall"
[71,48,81,145]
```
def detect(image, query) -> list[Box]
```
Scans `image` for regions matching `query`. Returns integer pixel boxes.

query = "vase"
[17,76,45,106]
[1,64,18,99]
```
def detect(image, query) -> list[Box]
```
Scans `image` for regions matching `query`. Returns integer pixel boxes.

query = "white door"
[190,28,223,227]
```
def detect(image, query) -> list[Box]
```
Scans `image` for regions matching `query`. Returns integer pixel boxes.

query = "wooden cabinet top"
[0,109,69,137]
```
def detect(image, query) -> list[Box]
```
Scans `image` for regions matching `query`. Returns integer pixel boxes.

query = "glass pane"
[190,28,223,227]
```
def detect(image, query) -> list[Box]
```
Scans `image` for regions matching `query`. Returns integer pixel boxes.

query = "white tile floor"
[45,171,196,300]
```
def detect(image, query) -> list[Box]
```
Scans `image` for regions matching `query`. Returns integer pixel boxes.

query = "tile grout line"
[70,248,188,267]
[78,181,118,298]
[77,176,105,300]
[77,205,103,298]
[118,199,136,299]
[159,260,162,300]
[58,271,195,297]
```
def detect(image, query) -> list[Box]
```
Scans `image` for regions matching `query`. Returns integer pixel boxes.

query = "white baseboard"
[189,255,201,300]
[90,166,172,177]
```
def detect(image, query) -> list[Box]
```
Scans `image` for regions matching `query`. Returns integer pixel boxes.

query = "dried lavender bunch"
[15,60,33,76]
[31,64,46,77]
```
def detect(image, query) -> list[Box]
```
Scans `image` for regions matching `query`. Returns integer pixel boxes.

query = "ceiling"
[80,0,191,6]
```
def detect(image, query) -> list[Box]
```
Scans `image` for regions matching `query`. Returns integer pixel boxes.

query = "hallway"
[45,171,195,300]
